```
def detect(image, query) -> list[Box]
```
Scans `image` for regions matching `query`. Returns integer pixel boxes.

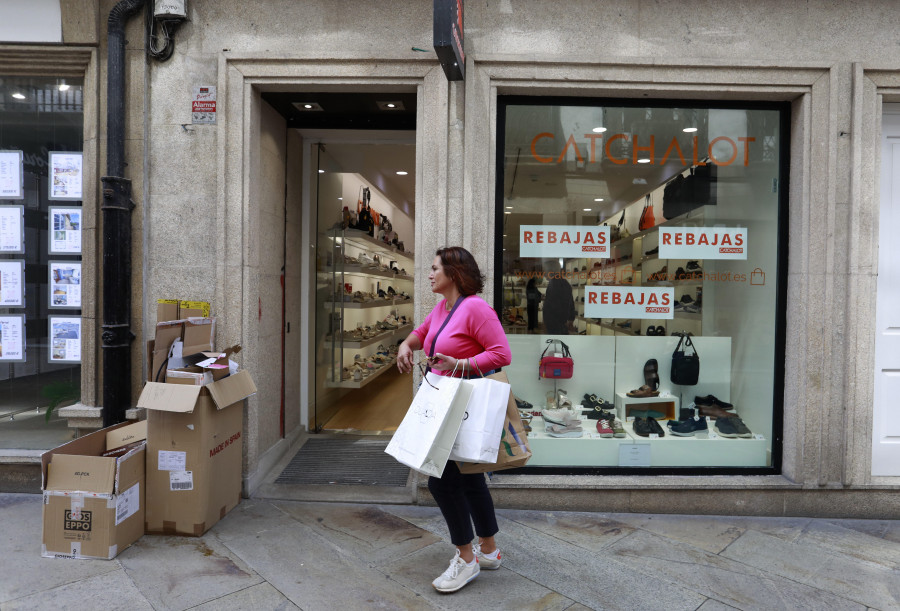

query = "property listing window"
[0,76,84,422]
[497,98,786,471]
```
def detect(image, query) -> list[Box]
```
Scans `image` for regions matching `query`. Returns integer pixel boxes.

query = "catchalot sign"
[585,287,675,319]
[658,227,748,260]
[519,225,610,258]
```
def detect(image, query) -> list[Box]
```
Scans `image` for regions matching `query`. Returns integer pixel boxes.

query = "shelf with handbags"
[324,221,415,389]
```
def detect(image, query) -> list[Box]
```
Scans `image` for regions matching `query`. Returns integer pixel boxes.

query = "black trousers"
[427,461,499,546]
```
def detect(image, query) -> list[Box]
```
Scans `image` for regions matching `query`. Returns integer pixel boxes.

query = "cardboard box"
[137,370,256,536]
[180,300,211,318]
[149,319,216,383]
[41,422,146,559]
[157,299,180,322]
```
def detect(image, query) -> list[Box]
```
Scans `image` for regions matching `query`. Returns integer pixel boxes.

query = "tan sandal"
[626,385,660,398]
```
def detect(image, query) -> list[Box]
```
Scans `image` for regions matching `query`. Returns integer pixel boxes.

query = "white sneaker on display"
[431,550,480,593]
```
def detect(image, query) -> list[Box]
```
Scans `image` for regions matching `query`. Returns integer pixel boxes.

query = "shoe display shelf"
[325,323,413,350]
[618,419,768,467]
[526,414,642,467]
[615,392,679,421]
[325,226,414,389]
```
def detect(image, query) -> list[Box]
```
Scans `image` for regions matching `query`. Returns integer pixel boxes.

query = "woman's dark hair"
[436,246,485,296]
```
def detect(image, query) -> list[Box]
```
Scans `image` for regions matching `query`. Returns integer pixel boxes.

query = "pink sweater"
[411,295,512,377]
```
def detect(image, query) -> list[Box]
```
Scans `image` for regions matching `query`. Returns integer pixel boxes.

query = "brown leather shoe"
[626,385,660,398]
[697,405,736,420]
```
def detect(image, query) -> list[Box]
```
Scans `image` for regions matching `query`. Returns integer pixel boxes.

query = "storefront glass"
[0,76,83,423]
[497,99,787,471]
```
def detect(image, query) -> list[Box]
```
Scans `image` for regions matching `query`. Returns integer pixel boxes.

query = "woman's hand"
[396,342,415,373]
[427,353,460,372]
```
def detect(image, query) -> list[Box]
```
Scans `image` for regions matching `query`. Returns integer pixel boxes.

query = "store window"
[0,76,84,423]
[497,98,787,471]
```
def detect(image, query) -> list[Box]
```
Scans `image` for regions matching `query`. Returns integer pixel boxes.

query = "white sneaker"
[432,550,480,593]
[473,542,502,570]
[541,407,581,426]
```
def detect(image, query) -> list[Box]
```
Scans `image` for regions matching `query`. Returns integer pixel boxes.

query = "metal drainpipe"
[101,0,145,427]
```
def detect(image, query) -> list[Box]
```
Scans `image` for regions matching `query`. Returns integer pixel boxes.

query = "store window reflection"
[498,100,786,471]
[0,76,84,447]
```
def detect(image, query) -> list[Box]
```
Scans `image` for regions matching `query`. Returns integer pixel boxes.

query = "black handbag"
[670,334,700,386]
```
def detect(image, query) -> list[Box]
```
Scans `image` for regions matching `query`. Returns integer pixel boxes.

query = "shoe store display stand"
[324,226,415,389]
[615,393,679,421]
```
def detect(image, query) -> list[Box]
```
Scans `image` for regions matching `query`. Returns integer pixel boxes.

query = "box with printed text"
[41,420,147,559]
[137,370,256,536]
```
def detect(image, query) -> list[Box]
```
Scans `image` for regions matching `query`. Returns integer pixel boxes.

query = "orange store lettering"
[530,132,755,166]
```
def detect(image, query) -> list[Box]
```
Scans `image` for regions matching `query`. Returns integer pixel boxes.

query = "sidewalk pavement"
[2,492,899,610]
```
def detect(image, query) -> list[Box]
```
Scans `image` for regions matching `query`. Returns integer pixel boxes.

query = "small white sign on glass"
[0,205,24,253]
[49,316,81,363]
[49,262,82,309]
[659,227,748,260]
[49,207,82,254]
[0,314,26,362]
[48,151,83,201]
[0,150,24,199]
[0,260,25,307]
[519,225,611,258]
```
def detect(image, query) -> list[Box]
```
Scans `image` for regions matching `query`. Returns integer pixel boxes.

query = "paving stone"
[697,600,740,610]
[606,512,743,554]
[797,519,900,570]
[189,582,299,610]
[498,508,636,552]
[721,530,900,609]
[218,516,429,609]
[492,515,706,611]
[380,543,574,611]
[607,529,865,611]
[822,518,900,546]
[119,533,263,611]
[1,569,152,611]
[273,501,442,564]
[211,498,298,542]
[0,493,119,604]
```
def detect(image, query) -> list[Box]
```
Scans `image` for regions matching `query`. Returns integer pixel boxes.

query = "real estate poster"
[0,205,24,253]
[0,150,24,199]
[49,316,81,363]
[0,260,25,307]
[0,314,25,362]
[48,151,83,201]
[49,207,82,253]
[48,261,82,309]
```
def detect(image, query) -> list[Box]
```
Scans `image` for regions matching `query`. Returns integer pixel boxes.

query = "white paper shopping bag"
[448,376,511,463]
[385,371,474,477]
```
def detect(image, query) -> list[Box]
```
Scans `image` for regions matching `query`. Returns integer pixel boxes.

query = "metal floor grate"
[275,438,410,486]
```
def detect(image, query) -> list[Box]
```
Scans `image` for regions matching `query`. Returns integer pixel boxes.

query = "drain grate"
[275,438,410,486]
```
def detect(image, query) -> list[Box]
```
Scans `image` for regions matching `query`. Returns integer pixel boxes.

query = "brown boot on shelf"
[697,405,736,420]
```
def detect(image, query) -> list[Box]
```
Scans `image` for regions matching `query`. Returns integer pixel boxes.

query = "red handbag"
[639,194,656,231]
[538,339,574,379]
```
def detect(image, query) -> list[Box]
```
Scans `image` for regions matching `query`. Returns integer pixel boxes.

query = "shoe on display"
[714,416,753,438]
[514,397,533,412]
[646,246,659,256]
[611,418,627,438]
[473,542,502,570]
[432,550,480,593]
[596,419,614,438]
[556,388,574,409]
[541,408,581,426]
[646,417,666,437]
[626,385,660,398]
[643,359,660,391]
[584,409,616,422]
[545,423,584,438]
[694,394,734,409]
[632,417,651,437]
[670,416,709,437]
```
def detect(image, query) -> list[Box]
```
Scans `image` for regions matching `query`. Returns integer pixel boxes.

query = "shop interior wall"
[284,129,302,436]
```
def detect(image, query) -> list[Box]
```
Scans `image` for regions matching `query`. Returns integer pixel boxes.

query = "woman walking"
[396,246,512,593]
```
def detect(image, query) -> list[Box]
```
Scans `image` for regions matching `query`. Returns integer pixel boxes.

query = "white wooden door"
[872,106,900,476]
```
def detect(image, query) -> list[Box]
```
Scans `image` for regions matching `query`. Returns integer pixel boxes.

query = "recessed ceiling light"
[318,169,324,174]
[503,234,507,237]
[594,198,604,202]
[338,197,342,200]
[592,127,607,133]
[637,158,651,164]
[11,93,25,100]
[505,206,513,210]
[293,102,323,111]
[377,100,405,111]
[583,208,592,212]
[683,127,698,133]
[58,80,70,92]
[504,211,511,215]
[396,171,408,175]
